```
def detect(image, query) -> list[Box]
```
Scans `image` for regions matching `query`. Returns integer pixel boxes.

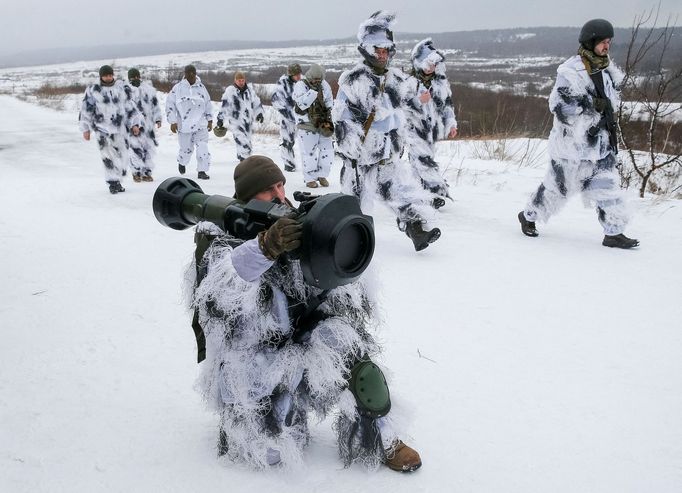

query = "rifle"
[349,79,386,191]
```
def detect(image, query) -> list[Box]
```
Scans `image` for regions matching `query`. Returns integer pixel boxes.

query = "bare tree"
[617,5,682,198]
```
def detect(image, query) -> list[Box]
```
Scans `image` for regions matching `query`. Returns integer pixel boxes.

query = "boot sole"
[385,461,422,472]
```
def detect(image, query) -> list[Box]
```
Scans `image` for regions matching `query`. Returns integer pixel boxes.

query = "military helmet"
[579,19,615,49]
[213,126,227,138]
[287,63,302,76]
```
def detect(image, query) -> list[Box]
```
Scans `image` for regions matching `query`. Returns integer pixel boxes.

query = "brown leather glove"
[258,217,302,260]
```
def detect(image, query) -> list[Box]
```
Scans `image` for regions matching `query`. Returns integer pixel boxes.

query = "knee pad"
[348,360,391,418]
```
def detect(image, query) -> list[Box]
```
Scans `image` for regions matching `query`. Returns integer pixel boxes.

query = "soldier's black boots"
[518,211,538,237]
[218,428,228,457]
[178,164,186,175]
[108,181,125,194]
[284,164,296,172]
[603,234,640,249]
[198,171,210,180]
[432,197,446,209]
[405,222,441,251]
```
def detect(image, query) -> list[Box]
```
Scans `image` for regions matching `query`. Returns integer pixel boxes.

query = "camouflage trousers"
[95,131,129,183]
[279,118,297,170]
[177,128,211,172]
[523,152,629,235]
[340,155,435,228]
[297,129,333,183]
[228,120,253,162]
[129,128,158,176]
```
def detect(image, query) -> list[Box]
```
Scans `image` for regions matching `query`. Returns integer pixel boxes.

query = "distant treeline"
[5,26,680,70]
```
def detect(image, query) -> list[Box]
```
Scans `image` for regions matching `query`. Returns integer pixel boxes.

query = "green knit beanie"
[234,156,286,201]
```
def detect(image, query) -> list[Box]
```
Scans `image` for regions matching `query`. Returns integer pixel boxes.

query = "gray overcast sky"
[1,0,680,56]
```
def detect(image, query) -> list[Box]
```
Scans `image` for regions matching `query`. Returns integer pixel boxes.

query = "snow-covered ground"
[1,94,681,493]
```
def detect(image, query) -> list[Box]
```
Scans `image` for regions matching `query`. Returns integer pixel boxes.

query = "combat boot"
[198,171,210,180]
[306,181,318,188]
[178,163,186,175]
[108,181,125,194]
[318,177,330,187]
[217,428,228,457]
[602,233,639,249]
[384,440,422,472]
[142,174,154,182]
[284,164,296,172]
[132,173,142,183]
[405,221,441,251]
[518,211,538,237]
[432,197,446,209]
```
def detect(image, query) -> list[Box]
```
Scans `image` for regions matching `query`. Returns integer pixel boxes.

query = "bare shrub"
[33,83,86,97]
[617,5,682,197]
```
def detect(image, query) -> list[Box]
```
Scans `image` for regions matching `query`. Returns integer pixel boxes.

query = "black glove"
[588,125,600,137]
[256,114,264,123]
[593,97,609,114]
[216,118,224,128]
[258,217,302,260]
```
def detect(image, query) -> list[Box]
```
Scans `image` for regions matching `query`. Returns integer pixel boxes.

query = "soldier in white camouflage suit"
[79,64,142,194]
[165,65,213,180]
[518,19,639,249]
[292,64,334,189]
[404,39,458,209]
[215,71,264,162]
[190,155,422,472]
[125,68,162,182]
[333,11,441,251]
[271,63,302,172]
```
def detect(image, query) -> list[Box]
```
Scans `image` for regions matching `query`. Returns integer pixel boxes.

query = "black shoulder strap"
[191,232,218,363]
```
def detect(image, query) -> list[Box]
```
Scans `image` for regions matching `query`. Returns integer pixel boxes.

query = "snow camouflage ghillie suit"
[405,38,457,200]
[217,82,264,162]
[165,76,213,173]
[292,67,334,186]
[126,79,162,179]
[188,222,405,470]
[78,79,142,185]
[521,54,629,236]
[333,11,439,251]
[271,73,298,171]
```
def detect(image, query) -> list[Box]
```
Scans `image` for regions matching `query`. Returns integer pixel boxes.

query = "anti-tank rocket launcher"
[152,177,375,290]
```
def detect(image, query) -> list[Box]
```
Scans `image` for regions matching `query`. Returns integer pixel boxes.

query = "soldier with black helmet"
[518,19,640,249]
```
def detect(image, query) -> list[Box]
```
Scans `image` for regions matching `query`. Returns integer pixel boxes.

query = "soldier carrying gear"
[518,18,639,249]
[188,155,422,472]
[292,64,335,188]
[295,65,333,135]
